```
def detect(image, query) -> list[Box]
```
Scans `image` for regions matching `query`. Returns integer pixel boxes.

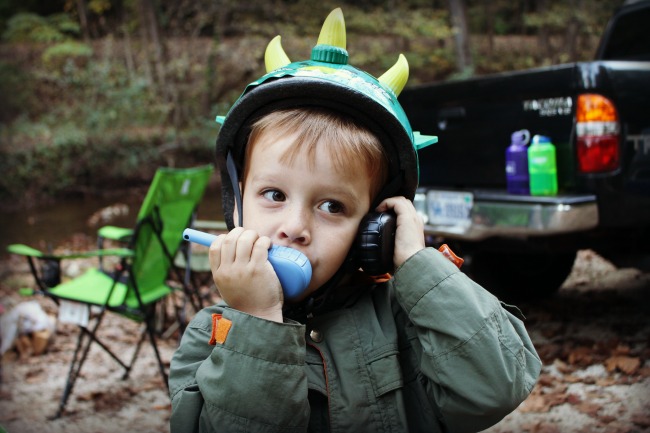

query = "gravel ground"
[1,247,648,433]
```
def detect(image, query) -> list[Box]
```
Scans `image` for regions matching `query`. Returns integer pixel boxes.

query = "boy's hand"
[376,196,426,268]
[208,227,284,322]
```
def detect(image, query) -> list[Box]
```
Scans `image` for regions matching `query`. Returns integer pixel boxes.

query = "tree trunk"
[139,0,167,88]
[122,22,136,84]
[537,0,552,61]
[75,0,90,42]
[566,0,582,61]
[484,1,494,58]
[447,0,473,74]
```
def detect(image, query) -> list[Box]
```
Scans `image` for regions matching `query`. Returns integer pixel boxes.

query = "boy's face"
[241,130,373,299]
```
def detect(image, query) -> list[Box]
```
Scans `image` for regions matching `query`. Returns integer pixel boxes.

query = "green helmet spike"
[265,35,291,72]
[378,54,409,97]
[215,8,437,230]
[311,8,348,64]
[316,8,346,48]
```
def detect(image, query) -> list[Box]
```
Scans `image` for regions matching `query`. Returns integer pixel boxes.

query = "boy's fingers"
[208,234,224,270]
[375,196,409,214]
[234,229,259,265]
[212,227,245,267]
[250,236,272,265]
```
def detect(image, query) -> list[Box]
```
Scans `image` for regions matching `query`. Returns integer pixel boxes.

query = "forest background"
[0,0,625,210]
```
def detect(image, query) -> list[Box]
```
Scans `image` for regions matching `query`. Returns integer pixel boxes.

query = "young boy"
[170,8,541,433]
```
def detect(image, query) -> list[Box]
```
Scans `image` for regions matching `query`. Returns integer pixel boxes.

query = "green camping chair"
[7,164,213,418]
[172,219,228,305]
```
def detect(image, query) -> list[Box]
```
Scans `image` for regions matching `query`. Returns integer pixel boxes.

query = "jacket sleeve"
[389,248,542,433]
[169,304,310,433]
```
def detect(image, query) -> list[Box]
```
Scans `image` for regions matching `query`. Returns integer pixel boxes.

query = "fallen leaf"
[553,359,575,374]
[595,377,618,387]
[575,402,602,417]
[597,415,616,424]
[563,374,584,384]
[521,421,561,433]
[566,393,582,405]
[568,346,594,366]
[631,414,650,427]
[637,366,650,378]
[536,343,562,363]
[611,344,631,356]
[520,394,552,413]
[593,338,621,355]
[537,373,557,388]
[604,356,641,375]
[580,376,596,385]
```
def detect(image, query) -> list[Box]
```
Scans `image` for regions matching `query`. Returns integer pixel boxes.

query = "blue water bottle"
[505,129,530,195]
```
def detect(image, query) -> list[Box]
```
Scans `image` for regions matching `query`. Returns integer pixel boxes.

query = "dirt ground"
[0,247,649,433]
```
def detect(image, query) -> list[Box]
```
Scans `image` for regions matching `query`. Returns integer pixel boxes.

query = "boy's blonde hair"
[243,107,389,199]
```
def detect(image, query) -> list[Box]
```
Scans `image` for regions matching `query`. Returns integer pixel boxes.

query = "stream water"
[0,185,224,256]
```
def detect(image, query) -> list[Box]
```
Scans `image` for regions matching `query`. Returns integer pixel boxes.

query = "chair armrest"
[73,248,135,259]
[7,244,134,260]
[193,220,228,231]
[97,225,134,242]
[7,244,49,258]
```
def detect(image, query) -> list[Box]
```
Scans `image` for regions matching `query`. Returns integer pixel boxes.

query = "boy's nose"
[277,207,311,245]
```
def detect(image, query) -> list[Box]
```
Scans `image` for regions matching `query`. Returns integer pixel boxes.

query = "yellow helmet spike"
[265,35,291,73]
[378,54,409,97]
[317,7,346,49]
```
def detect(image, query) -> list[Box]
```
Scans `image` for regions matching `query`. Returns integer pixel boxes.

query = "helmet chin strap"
[226,152,244,227]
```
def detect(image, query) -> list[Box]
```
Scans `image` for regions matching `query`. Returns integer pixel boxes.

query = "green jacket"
[169,248,541,433]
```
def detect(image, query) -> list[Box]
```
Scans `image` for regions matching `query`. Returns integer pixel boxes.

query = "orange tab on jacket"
[438,244,464,269]
[370,273,392,283]
[209,314,232,345]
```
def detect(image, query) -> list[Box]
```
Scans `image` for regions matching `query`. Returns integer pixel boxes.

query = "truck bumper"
[415,189,598,241]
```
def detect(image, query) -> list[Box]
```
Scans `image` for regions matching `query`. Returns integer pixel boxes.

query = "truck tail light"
[576,94,620,173]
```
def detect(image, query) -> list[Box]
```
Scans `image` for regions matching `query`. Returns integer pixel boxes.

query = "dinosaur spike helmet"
[216,8,437,229]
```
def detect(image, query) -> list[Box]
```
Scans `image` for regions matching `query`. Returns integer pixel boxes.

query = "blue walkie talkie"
[182,228,312,300]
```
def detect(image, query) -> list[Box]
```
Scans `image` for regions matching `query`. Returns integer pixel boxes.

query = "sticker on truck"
[523,97,573,117]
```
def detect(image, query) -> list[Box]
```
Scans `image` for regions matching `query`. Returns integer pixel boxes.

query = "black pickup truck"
[400,0,650,298]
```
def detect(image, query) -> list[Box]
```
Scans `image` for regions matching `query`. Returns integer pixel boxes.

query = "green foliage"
[0,130,86,200]
[398,9,451,40]
[2,12,78,42]
[48,13,81,36]
[42,41,93,70]
[0,45,216,202]
[0,61,34,122]
[88,0,112,15]
[0,118,213,202]
[524,4,576,32]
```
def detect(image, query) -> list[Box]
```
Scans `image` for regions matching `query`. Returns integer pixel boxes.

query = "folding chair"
[7,164,213,418]
[172,219,228,306]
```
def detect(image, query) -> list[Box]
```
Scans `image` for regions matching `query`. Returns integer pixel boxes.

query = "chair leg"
[122,311,168,390]
[51,328,84,419]
[146,314,169,390]
[51,320,99,419]
[122,326,147,380]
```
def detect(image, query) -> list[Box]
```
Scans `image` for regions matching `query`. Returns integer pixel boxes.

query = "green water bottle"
[528,135,558,196]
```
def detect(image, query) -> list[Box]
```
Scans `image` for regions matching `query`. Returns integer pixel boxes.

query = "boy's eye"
[319,200,344,214]
[262,190,286,202]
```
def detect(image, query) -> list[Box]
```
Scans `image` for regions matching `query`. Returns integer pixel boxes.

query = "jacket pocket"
[366,345,404,397]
